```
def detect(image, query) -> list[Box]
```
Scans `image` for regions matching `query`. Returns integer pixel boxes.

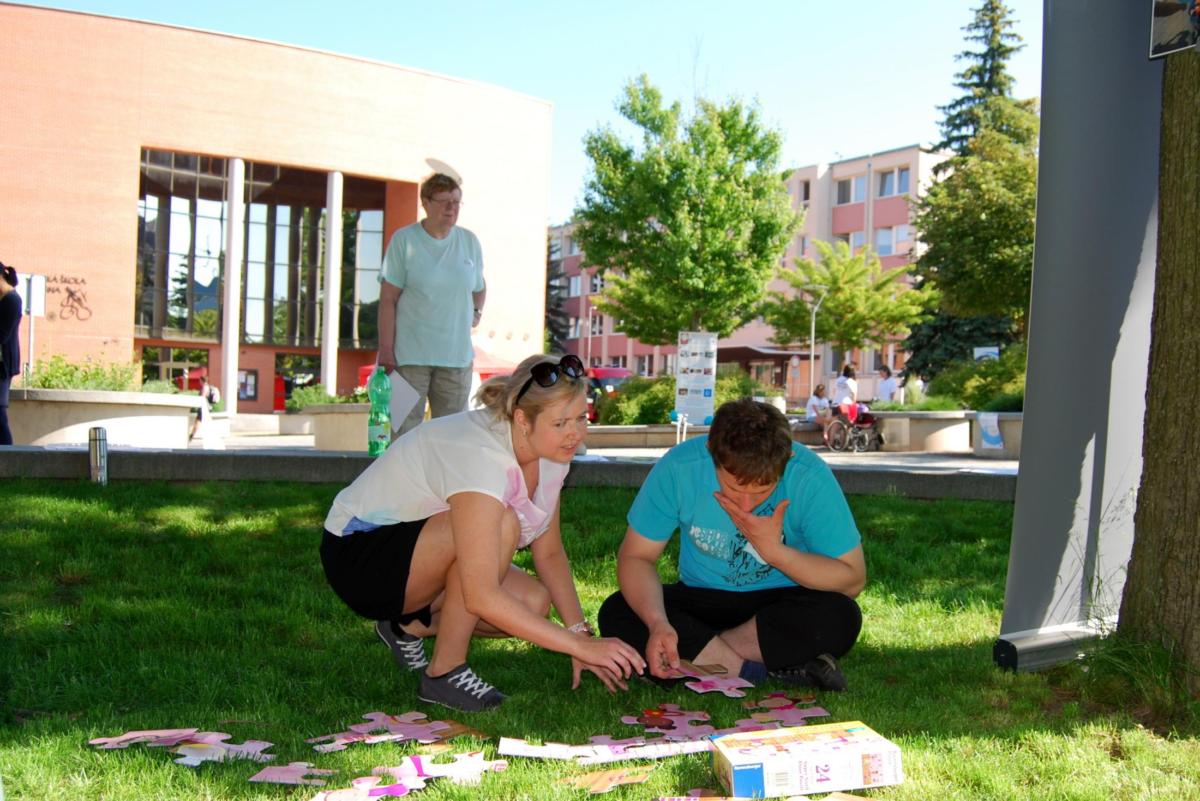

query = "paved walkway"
[195,432,1018,477]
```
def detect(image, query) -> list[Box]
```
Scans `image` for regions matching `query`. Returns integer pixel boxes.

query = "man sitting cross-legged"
[598,398,865,691]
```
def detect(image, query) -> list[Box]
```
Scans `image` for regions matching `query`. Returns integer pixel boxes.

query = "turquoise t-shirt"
[381,222,485,368]
[627,436,861,591]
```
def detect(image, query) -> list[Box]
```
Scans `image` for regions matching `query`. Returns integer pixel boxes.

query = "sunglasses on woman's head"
[514,355,585,406]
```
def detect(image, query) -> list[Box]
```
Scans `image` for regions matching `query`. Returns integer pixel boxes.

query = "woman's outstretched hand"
[572,636,646,687]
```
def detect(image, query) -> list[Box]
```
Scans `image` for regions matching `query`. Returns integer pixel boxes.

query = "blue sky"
[21,1,1043,224]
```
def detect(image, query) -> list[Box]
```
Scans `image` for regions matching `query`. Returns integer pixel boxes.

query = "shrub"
[26,355,137,391]
[140,379,180,395]
[598,376,675,425]
[285,383,364,412]
[596,368,780,425]
[869,395,962,412]
[926,343,1026,410]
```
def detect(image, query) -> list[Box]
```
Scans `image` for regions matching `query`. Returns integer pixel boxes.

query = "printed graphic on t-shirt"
[686,524,774,586]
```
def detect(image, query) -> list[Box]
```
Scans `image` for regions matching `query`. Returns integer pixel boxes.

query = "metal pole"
[88,427,108,486]
[804,285,828,398]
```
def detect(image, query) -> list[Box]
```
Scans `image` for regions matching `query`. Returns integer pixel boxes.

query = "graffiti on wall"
[45,274,93,322]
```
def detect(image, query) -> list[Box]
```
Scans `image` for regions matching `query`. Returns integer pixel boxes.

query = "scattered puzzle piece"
[498,736,590,760]
[587,735,646,755]
[711,718,780,736]
[309,711,451,753]
[558,766,656,794]
[170,733,275,767]
[742,691,817,709]
[748,706,829,727]
[90,729,186,750]
[309,775,424,800]
[375,750,507,786]
[683,675,754,698]
[620,704,713,740]
[88,728,199,749]
[250,761,336,786]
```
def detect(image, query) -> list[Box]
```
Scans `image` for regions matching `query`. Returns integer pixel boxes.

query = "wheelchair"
[825,402,883,453]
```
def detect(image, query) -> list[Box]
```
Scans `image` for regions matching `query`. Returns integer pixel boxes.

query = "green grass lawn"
[1,479,1197,800]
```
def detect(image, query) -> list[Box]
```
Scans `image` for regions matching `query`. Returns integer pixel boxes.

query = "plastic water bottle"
[367,366,392,457]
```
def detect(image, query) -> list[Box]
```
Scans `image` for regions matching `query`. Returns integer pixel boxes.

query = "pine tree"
[933,0,1026,156]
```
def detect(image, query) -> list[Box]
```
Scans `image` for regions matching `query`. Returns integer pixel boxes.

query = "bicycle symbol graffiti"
[60,287,93,321]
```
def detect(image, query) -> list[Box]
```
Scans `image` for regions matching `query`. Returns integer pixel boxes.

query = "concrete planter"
[872,411,972,453]
[585,424,708,449]
[279,413,314,435]
[967,412,1023,459]
[305,403,369,451]
[7,388,202,449]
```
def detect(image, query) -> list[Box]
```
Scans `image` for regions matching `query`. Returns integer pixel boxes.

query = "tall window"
[136,151,228,339]
[850,231,867,251]
[590,314,604,335]
[874,225,910,257]
[568,275,582,297]
[836,176,867,204]
[877,167,911,197]
[568,317,582,338]
[590,273,604,294]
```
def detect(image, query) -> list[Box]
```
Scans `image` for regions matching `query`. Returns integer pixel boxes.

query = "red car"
[585,366,633,422]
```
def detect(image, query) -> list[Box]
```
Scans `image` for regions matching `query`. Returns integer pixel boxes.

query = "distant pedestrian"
[0,262,24,446]
[376,172,486,436]
[190,376,220,441]
[875,365,898,403]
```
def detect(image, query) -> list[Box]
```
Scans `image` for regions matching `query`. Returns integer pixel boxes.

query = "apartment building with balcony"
[550,143,949,404]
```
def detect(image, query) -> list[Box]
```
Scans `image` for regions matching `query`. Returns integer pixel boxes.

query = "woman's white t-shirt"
[834,376,858,406]
[324,409,568,548]
[805,395,830,421]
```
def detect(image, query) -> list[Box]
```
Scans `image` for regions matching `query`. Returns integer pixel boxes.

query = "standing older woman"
[0,262,23,446]
[321,353,645,712]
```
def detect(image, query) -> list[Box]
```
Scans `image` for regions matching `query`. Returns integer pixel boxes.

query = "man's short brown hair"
[706,398,793,485]
[420,172,461,201]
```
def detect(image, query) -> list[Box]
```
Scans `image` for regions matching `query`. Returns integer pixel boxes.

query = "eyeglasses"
[514,355,585,407]
[427,196,463,208]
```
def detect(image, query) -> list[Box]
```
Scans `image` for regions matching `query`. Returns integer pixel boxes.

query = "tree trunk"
[1118,54,1200,689]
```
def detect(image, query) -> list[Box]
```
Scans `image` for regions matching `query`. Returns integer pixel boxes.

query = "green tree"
[901,311,1015,380]
[545,236,570,354]
[762,240,935,355]
[912,123,1038,328]
[933,0,1027,156]
[573,75,799,344]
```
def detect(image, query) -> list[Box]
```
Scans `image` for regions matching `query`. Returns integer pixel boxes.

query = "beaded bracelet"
[567,621,595,636]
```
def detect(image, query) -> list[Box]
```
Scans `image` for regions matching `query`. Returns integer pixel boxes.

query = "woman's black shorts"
[319,518,433,627]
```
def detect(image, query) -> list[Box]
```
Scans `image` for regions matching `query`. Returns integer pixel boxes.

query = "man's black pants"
[598,582,862,671]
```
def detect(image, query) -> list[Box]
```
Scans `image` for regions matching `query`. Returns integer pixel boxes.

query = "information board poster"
[675,331,717,424]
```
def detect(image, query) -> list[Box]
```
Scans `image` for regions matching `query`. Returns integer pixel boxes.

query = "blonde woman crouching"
[320,354,645,711]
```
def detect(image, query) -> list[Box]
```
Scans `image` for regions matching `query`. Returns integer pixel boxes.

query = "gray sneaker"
[376,620,428,671]
[418,664,506,712]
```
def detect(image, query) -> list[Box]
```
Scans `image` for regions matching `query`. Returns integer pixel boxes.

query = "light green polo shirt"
[381,222,485,368]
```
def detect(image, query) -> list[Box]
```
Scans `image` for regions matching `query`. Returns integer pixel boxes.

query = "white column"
[221,158,245,418]
[321,171,344,394]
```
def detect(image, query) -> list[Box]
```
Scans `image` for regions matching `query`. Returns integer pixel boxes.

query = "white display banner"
[674,331,717,424]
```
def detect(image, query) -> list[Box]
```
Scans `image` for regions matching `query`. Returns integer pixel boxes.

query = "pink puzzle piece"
[743,690,818,709]
[170,733,275,767]
[309,775,424,801]
[311,712,451,753]
[587,735,647,755]
[683,675,754,698]
[621,704,714,741]
[712,718,780,736]
[748,706,829,726]
[89,728,200,749]
[250,761,337,786]
[375,751,507,786]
